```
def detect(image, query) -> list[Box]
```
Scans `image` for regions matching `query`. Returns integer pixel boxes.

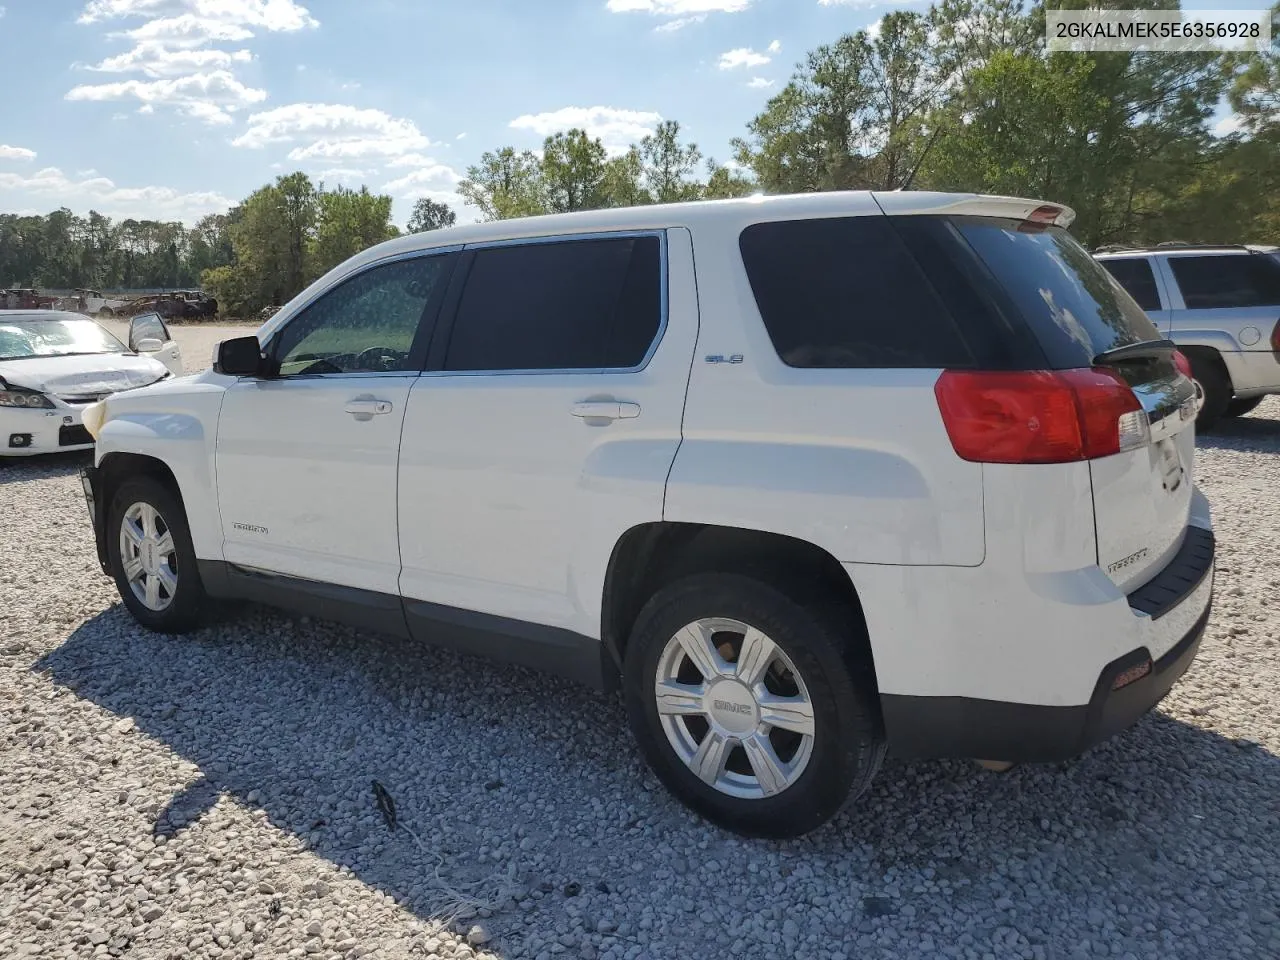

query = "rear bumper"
[881,598,1209,762]
[865,522,1215,763]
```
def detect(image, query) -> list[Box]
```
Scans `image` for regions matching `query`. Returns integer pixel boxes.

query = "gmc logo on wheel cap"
[713,699,753,715]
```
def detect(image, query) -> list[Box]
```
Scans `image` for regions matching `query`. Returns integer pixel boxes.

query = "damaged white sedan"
[0,310,182,457]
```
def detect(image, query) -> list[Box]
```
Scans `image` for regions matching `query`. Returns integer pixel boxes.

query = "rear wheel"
[107,476,209,633]
[623,573,884,838]
[1186,351,1231,430]
[1224,396,1264,419]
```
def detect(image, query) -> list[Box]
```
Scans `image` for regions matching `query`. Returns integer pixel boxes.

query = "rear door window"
[1167,254,1280,309]
[1098,258,1162,311]
[443,235,662,372]
[948,217,1161,368]
[738,217,975,368]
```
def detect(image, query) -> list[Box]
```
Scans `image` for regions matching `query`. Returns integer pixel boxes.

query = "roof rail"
[1096,242,1263,255]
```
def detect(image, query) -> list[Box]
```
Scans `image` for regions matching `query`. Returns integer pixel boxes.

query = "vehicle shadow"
[33,605,1280,957]
[1199,409,1280,452]
[0,449,93,485]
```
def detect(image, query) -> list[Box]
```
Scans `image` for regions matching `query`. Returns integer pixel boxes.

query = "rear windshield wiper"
[1092,338,1177,366]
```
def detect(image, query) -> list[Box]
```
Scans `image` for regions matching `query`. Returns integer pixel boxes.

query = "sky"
[0,0,1264,227]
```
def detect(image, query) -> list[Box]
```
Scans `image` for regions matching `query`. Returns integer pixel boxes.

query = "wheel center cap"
[705,680,758,734]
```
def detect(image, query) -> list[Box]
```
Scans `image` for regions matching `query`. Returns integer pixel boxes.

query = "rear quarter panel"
[663,212,985,567]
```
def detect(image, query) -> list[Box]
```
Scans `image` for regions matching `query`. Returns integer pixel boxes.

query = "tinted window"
[738,217,974,368]
[273,255,450,375]
[1168,254,1280,309]
[1099,258,1162,312]
[953,218,1161,366]
[444,236,661,372]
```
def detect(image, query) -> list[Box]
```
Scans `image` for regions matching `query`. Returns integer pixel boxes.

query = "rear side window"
[444,236,662,372]
[952,218,1160,367]
[1167,254,1280,309]
[738,217,974,368]
[1099,258,1162,312]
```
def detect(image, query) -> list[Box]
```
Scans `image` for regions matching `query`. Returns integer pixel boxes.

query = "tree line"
[4,0,1278,318]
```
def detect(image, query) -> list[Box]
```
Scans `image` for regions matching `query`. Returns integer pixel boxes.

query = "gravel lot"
[2,324,1278,959]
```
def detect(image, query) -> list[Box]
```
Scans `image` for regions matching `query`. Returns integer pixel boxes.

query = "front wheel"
[623,573,885,838]
[107,476,209,633]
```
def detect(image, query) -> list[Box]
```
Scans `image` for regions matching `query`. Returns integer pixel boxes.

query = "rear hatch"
[879,197,1197,593]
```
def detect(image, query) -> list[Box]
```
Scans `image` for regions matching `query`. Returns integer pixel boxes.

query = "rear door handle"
[345,399,393,419]
[571,400,641,421]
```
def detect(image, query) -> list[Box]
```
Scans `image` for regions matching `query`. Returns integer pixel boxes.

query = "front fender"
[95,385,226,561]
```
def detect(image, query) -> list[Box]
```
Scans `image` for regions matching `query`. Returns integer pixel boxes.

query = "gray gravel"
[2,326,1278,959]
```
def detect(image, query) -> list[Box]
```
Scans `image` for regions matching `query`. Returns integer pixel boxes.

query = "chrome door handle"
[571,400,640,421]
[345,398,393,420]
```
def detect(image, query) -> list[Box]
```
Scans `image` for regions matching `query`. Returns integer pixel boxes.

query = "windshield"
[0,317,128,361]
[951,217,1162,366]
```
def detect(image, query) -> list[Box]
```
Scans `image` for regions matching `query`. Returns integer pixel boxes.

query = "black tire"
[1224,396,1264,419]
[107,475,209,633]
[1186,351,1231,431]
[623,573,885,838]
[99,307,115,318]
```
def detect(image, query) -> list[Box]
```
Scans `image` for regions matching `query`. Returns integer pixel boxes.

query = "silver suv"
[1095,244,1280,428]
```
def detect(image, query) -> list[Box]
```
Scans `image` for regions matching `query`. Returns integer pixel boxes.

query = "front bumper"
[877,525,1215,763]
[1,404,92,456]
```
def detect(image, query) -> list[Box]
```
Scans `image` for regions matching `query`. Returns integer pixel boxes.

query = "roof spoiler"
[871,192,1077,229]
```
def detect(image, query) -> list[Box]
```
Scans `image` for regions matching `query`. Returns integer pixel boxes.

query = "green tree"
[458,147,548,221]
[640,120,704,202]
[541,129,610,213]
[704,162,757,199]
[407,197,458,233]
[310,186,397,278]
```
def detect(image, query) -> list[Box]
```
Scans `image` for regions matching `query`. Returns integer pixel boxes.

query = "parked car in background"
[74,289,129,317]
[1,310,182,457]
[2,289,57,310]
[78,192,1212,837]
[1095,244,1280,427]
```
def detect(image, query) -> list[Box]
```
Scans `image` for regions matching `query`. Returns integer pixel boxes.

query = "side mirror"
[213,336,264,376]
[135,337,163,353]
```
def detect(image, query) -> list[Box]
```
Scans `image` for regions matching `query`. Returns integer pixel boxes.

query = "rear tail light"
[935,368,1149,464]
[1172,349,1193,379]
[1271,321,1280,353]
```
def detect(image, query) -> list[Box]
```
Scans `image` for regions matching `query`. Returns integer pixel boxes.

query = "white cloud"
[66,71,266,125]
[456,132,468,140]
[385,153,441,169]
[78,0,317,31]
[233,103,430,161]
[89,42,252,77]
[718,46,771,70]
[1213,113,1245,138]
[0,165,232,222]
[510,105,662,156]
[0,145,36,161]
[382,162,462,198]
[607,0,750,13]
[71,1,318,123]
[315,167,367,183]
[608,0,749,30]
[0,6,6,16]
[654,14,707,30]
[768,39,781,53]
[747,77,775,89]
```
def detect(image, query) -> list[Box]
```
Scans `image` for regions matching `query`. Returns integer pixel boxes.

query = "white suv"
[78,192,1215,838]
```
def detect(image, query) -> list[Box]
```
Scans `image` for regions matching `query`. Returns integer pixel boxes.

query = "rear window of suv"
[946,217,1161,368]
[739,214,1161,371]
[1167,254,1280,309]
